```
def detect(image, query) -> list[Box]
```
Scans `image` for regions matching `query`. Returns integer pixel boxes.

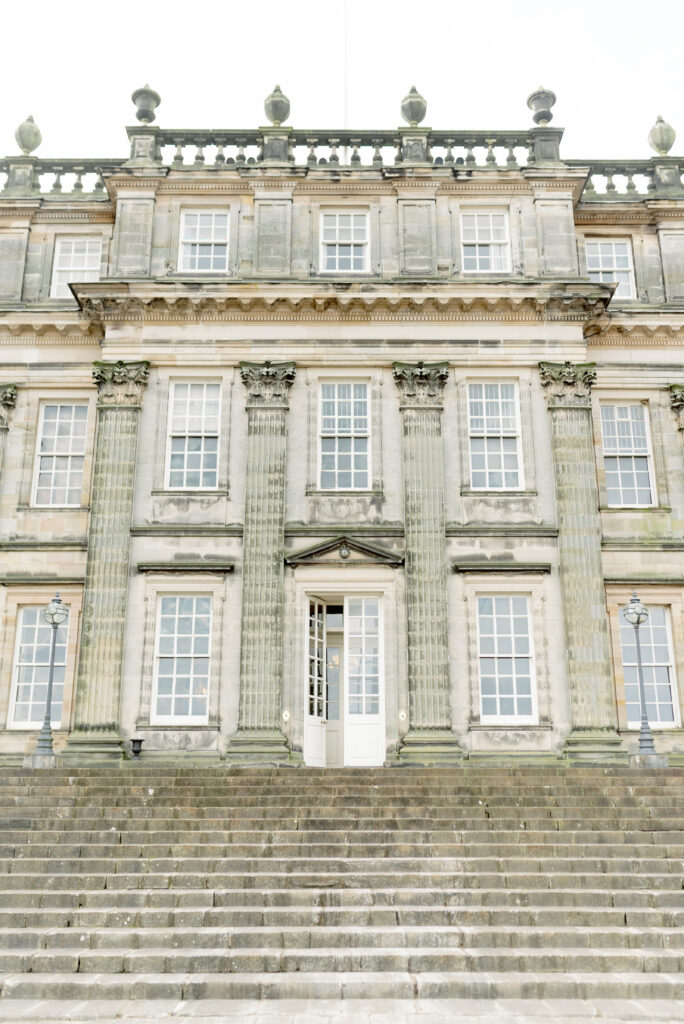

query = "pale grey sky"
[2,0,682,160]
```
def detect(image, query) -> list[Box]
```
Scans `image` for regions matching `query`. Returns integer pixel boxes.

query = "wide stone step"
[3,945,684,975]
[3,924,684,953]
[2,869,682,893]
[4,904,681,929]
[4,886,684,910]
[5,853,683,875]
[5,969,684,1001]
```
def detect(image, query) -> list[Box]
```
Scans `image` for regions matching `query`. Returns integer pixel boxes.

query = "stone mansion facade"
[1,85,683,765]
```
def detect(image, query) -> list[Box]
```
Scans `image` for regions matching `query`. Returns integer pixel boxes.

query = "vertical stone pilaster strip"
[393,362,460,762]
[540,361,623,760]
[65,360,149,760]
[0,385,17,482]
[228,361,295,762]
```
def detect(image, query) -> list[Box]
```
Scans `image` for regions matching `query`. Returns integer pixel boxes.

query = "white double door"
[304,595,385,767]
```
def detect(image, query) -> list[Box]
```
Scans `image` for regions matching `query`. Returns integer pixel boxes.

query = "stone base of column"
[62,730,124,763]
[224,729,293,765]
[396,730,464,765]
[629,752,669,769]
[564,728,628,764]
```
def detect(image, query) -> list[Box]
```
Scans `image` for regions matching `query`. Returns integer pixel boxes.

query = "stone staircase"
[0,765,683,1002]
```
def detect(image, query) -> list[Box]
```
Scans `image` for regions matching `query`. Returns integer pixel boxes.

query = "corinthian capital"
[393,361,449,408]
[240,361,296,408]
[670,384,684,430]
[539,361,596,408]
[93,360,150,407]
[0,384,17,428]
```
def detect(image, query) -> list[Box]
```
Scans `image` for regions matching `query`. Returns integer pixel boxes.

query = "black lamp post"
[622,591,656,755]
[35,593,68,757]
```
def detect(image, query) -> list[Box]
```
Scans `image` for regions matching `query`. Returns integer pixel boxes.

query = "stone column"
[393,361,461,763]
[0,385,17,481]
[227,361,295,763]
[540,361,624,762]
[64,360,149,762]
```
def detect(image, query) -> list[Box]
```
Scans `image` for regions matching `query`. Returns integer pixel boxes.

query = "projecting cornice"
[72,281,613,329]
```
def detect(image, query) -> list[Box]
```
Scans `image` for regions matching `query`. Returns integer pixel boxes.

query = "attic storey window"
[178,211,228,272]
[585,239,635,299]
[320,211,370,272]
[50,237,102,298]
[461,212,511,272]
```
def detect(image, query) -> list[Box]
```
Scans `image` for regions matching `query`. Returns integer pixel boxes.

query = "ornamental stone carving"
[92,361,150,407]
[240,361,296,408]
[670,384,684,430]
[393,361,449,408]
[0,385,17,427]
[539,361,597,408]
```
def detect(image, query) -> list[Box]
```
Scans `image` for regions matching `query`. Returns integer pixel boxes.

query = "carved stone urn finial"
[15,116,42,155]
[648,115,676,156]
[401,86,427,127]
[527,86,557,126]
[264,85,290,126]
[131,84,161,124]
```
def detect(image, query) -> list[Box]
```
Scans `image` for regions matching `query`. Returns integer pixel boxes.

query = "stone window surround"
[0,584,83,734]
[605,584,683,732]
[16,387,97,511]
[305,369,383,497]
[455,371,537,500]
[591,388,669,512]
[462,573,551,729]
[451,199,521,277]
[577,229,642,303]
[38,225,111,304]
[135,577,226,730]
[150,368,233,495]
[165,197,240,278]
[309,202,380,277]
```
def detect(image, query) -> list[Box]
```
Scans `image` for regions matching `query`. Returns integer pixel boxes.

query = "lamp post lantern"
[35,593,68,757]
[622,592,656,755]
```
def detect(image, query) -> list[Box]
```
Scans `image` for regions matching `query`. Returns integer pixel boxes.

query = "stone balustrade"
[0,157,123,197]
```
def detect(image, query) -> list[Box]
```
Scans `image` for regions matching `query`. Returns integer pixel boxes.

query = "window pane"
[478,595,536,721]
[619,607,677,727]
[153,596,212,722]
[12,606,70,727]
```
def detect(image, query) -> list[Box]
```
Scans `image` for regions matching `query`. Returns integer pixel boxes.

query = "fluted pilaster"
[540,361,624,761]
[228,361,295,762]
[64,360,149,761]
[393,362,461,762]
[0,385,17,483]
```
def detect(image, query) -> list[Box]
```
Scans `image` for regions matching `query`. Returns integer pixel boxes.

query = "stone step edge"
[2,970,684,1000]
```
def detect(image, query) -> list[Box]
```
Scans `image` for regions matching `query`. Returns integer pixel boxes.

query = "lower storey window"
[153,595,211,723]
[477,595,536,723]
[619,606,679,726]
[10,606,69,727]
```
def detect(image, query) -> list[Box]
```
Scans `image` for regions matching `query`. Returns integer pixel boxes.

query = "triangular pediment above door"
[285,535,403,567]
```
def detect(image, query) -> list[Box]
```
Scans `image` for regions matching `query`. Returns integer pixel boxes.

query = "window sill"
[470,721,549,730]
[137,722,217,731]
[151,489,229,497]
[306,488,383,497]
[18,504,89,512]
[600,505,671,513]
[461,488,537,498]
